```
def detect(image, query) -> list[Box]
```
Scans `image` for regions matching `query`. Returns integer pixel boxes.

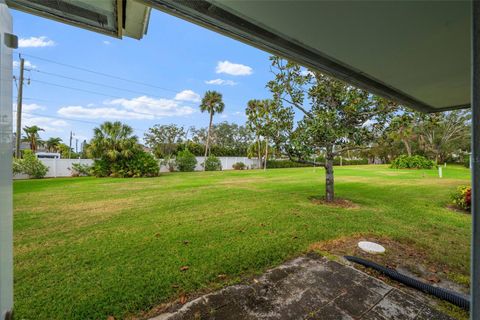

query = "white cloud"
[232,111,246,118]
[205,78,237,86]
[58,106,151,120]
[215,60,252,76]
[13,60,36,69]
[174,90,201,102]
[12,103,46,112]
[103,40,111,45]
[13,112,68,133]
[58,95,195,120]
[18,36,55,48]
[22,103,46,112]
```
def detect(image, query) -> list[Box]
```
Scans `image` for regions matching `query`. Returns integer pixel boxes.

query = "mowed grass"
[13,165,471,319]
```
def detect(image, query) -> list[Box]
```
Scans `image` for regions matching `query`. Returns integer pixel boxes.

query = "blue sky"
[12,8,275,145]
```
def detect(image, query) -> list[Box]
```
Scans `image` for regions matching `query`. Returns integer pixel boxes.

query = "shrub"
[15,150,49,178]
[91,150,159,178]
[232,162,246,170]
[464,154,471,168]
[91,158,111,177]
[451,186,471,212]
[390,155,434,169]
[161,156,176,172]
[71,163,92,177]
[123,151,159,177]
[266,160,311,168]
[13,158,23,175]
[175,149,197,172]
[203,155,222,171]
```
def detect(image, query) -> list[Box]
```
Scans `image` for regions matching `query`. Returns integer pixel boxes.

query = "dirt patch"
[309,196,360,209]
[446,204,470,214]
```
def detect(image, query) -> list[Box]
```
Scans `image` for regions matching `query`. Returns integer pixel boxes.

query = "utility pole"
[14,57,24,158]
[69,131,74,159]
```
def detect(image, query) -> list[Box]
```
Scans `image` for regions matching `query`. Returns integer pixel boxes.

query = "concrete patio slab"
[151,253,454,320]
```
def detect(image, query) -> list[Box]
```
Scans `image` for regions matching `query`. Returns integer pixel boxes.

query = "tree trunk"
[204,112,214,171]
[264,137,268,170]
[325,150,334,202]
[257,135,261,169]
[402,139,412,157]
[204,112,213,158]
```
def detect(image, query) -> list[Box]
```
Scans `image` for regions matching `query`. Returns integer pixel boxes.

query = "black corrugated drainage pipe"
[344,255,470,310]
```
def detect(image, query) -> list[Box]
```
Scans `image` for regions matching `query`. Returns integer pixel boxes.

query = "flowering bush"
[451,186,471,212]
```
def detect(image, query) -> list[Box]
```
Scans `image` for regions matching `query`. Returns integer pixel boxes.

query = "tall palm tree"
[246,99,263,167]
[45,137,63,153]
[199,91,225,158]
[88,121,138,161]
[22,125,44,153]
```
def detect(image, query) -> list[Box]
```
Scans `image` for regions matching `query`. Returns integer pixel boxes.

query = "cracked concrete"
[150,253,454,320]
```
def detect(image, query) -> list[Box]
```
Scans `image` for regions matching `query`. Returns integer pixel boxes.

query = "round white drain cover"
[358,241,385,254]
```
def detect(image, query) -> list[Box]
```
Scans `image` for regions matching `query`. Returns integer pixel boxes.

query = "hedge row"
[266,158,368,168]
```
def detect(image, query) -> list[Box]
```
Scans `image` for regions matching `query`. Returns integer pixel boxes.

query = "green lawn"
[13,165,471,319]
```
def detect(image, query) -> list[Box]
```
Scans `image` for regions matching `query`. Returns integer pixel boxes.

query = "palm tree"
[88,121,138,161]
[22,125,44,153]
[45,137,63,153]
[199,91,225,158]
[246,99,263,167]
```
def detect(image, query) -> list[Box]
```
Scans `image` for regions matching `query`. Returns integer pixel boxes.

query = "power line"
[21,111,146,134]
[20,53,179,94]
[30,68,164,97]
[27,78,193,119]
[30,78,130,99]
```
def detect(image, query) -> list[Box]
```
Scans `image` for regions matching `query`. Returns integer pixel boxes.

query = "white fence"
[14,157,261,179]
[13,159,94,179]
[160,156,261,172]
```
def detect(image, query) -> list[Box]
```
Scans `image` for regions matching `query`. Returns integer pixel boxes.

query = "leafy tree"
[387,111,416,157]
[199,91,225,158]
[210,122,251,151]
[417,110,471,163]
[246,99,293,169]
[57,143,74,159]
[144,124,186,158]
[268,56,396,202]
[22,125,44,153]
[45,137,63,153]
[246,99,264,165]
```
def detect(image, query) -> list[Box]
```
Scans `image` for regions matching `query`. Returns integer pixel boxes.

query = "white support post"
[0,1,14,319]
[471,1,480,319]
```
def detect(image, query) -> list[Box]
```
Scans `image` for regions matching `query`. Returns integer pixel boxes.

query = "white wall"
[161,157,261,172]
[14,157,262,178]
[13,159,94,179]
